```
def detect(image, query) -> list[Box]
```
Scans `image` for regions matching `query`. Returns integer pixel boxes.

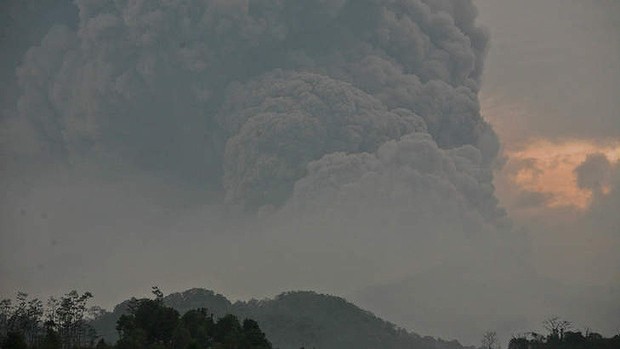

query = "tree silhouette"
[481,331,499,349]
[543,317,572,341]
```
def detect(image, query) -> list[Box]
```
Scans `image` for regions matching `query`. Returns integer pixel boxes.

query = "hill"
[92,288,472,349]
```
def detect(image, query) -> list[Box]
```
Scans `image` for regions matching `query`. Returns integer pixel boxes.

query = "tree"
[241,319,271,349]
[213,314,242,348]
[543,317,571,341]
[23,297,44,345]
[116,290,180,348]
[481,331,500,349]
[180,308,214,348]
[152,287,165,302]
[0,293,44,347]
[40,327,61,349]
[0,298,12,338]
[2,331,28,349]
[507,335,528,349]
[1,288,275,349]
[53,290,94,348]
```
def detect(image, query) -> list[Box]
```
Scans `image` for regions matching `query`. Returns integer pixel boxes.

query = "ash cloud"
[5,0,613,346]
[219,70,426,206]
[8,0,497,209]
[289,132,503,225]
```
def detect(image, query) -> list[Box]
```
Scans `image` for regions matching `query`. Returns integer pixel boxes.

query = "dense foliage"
[1,289,271,349]
[0,290,97,349]
[4,288,619,349]
[480,318,620,349]
[94,289,620,349]
[508,328,620,349]
[112,288,271,349]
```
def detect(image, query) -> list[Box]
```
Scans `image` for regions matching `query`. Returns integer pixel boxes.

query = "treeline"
[505,317,620,349]
[0,290,96,348]
[1,288,272,349]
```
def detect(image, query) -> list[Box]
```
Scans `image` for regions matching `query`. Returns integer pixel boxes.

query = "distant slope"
[92,288,472,349]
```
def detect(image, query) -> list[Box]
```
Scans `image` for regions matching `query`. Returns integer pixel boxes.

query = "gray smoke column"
[13,0,497,209]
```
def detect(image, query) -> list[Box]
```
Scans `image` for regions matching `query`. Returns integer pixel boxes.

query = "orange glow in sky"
[506,139,620,210]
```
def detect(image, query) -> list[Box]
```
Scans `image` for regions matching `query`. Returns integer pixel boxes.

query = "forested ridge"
[2,288,618,349]
[0,288,271,349]
[92,288,471,349]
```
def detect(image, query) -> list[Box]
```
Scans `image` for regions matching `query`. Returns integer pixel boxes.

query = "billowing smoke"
[291,132,502,222]
[12,0,498,209]
[219,70,427,206]
[5,0,595,346]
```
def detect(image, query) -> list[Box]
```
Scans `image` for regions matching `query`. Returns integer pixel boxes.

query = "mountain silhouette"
[92,288,472,349]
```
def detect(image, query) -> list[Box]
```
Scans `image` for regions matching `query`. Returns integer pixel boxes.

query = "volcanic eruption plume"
[14,0,499,211]
[4,0,579,345]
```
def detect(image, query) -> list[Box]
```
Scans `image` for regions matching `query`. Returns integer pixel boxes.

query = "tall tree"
[481,331,499,349]
[543,317,572,342]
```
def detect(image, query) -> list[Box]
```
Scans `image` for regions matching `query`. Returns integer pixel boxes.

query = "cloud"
[5,0,618,346]
[8,0,496,208]
[219,70,426,207]
[499,140,620,210]
[289,132,504,224]
[575,153,620,241]
[574,153,613,194]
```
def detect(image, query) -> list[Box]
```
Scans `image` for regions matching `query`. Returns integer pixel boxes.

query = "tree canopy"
[507,318,620,349]
[1,289,271,349]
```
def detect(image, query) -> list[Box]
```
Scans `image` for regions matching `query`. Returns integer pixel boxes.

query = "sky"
[475,0,620,287]
[1,0,619,346]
